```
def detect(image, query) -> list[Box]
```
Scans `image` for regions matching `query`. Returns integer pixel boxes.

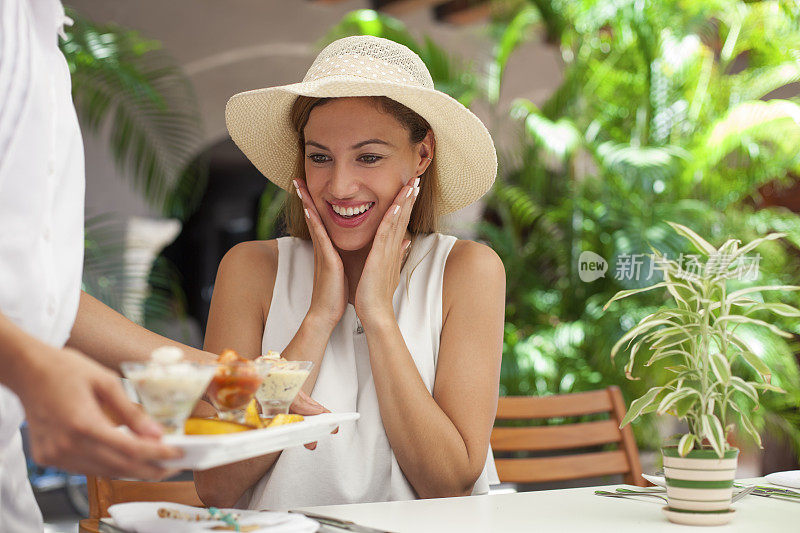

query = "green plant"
[61,8,207,219]
[479,0,800,455]
[604,222,799,457]
[62,9,206,334]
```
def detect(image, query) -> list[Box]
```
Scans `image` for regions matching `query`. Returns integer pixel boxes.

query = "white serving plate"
[160,412,359,470]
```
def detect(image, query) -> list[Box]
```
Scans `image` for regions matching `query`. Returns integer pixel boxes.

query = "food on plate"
[206,349,266,422]
[267,414,304,427]
[157,507,259,531]
[121,348,216,434]
[254,353,313,417]
[183,413,304,434]
[184,417,253,435]
[244,399,264,428]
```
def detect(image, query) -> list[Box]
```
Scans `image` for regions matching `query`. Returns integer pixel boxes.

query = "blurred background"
[36,0,800,529]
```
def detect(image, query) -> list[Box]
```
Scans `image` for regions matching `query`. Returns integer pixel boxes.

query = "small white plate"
[642,473,666,487]
[160,412,359,470]
[108,501,318,533]
[765,470,800,490]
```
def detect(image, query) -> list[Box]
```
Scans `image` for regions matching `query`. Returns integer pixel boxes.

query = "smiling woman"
[194,35,504,511]
[285,95,439,251]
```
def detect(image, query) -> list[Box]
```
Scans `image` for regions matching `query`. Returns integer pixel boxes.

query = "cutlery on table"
[594,485,756,504]
[734,484,800,501]
[594,490,667,503]
[290,510,397,533]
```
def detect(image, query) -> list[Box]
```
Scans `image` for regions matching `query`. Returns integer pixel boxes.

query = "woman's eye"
[358,154,382,164]
[308,154,329,164]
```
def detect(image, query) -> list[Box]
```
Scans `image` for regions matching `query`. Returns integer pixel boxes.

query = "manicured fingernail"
[405,187,412,198]
[304,208,310,218]
[296,189,303,200]
[414,177,420,188]
[292,179,299,190]
[393,205,400,216]
[414,187,419,197]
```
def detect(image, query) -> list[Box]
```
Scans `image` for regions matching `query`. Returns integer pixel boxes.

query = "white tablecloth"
[296,478,794,532]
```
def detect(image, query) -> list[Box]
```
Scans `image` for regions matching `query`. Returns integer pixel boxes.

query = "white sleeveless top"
[245,233,499,511]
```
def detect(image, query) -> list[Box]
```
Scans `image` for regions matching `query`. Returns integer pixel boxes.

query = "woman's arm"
[363,240,504,498]
[194,239,340,507]
[194,241,281,507]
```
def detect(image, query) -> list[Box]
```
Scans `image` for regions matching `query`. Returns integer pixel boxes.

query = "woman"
[195,35,504,511]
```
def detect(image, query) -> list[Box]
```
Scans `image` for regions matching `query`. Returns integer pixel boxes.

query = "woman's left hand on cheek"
[354,175,420,324]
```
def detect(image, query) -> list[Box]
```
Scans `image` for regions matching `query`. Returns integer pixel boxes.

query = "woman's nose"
[327,163,360,198]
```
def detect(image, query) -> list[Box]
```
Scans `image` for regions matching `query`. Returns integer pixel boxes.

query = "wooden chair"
[491,386,647,487]
[78,476,203,533]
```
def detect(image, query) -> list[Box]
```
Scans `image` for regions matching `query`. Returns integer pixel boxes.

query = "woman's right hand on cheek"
[293,179,349,331]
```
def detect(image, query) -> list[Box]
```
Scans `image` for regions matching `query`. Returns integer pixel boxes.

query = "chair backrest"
[86,476,203,518]
[491,386,647,487]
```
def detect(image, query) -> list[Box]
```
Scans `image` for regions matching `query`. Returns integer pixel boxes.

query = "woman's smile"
[326,200,375,228]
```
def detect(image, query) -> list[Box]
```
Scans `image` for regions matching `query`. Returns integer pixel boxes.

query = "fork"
[594,485,756,504]
[619,485,755,503]
[593,490,668,503]
[734,484,800,501]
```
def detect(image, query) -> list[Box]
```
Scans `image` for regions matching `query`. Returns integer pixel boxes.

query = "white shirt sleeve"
[0,0,33,184]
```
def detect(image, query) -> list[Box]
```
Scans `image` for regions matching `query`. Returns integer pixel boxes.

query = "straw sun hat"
[225,35,497,216]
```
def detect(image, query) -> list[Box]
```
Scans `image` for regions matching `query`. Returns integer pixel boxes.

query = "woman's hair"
[283,95,440,240]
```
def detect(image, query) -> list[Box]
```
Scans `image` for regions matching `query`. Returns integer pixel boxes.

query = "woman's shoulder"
[445,239,504,278]
[217,239,279,283]
[442,238,505,300]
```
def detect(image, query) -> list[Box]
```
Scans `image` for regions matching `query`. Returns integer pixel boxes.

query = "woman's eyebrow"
[305,140,329,151]
[305,139,394,151]
[352,138,394,149]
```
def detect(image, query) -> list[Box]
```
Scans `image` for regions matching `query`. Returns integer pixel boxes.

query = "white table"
[297,479,796,532]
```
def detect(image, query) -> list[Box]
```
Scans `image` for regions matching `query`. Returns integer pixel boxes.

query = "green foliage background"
[324,1,800,454]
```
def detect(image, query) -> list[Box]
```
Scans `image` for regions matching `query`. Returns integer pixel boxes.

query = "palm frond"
[61,10,206,217]
[729,62,800,103]
[485,6,540,105]
[687,100,800,200]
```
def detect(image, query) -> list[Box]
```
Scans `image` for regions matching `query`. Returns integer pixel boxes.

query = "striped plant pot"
[662,446,739,512]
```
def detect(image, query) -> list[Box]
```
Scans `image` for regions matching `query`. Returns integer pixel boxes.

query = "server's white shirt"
[0,0,85,530]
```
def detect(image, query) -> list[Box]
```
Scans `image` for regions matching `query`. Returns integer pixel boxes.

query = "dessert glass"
[206,360,268,423]
[255,360,313,418]
[120,361,216,435]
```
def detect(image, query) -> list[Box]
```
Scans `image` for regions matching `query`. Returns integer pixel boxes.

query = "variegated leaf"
[726,285,800,306]
[709,352,732,384]
[666,221,717,255]
[603,282,670,310]
[730,376,759,403]
[620,387,663,428]
[678,433,696,457]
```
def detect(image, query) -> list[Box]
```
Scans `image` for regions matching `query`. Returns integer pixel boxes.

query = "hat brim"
[225,76,497,216]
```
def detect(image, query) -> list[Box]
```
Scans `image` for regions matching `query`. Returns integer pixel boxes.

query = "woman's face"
[303,97,431,252]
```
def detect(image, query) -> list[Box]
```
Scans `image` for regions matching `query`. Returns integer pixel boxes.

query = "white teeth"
[332,202,372,217]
